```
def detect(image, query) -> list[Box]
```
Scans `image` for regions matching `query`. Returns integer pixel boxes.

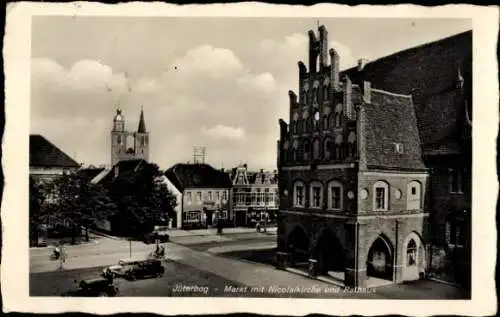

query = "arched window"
[313,87,318,104]
[407,180,422,210]
[348,131,357,157]
[313,138,321,159]
[323,116,329,131]
[373,181,389,211]
[323,85,329,102]
[328,180,343,210]
[324,138,333,160]
[293,180,305,207]
[407,239,417,266]
[303,139,311,160]
[309,181,323,209]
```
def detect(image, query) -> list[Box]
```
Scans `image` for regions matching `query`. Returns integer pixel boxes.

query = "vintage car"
[123,259,165,280]
[61,277,119,297]
[102,257,145,278]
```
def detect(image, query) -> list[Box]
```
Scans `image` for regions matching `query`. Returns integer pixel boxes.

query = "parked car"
[61,277,119,297]
[124,259,165,280]
[102,258,145,278]
[142,231,170,244]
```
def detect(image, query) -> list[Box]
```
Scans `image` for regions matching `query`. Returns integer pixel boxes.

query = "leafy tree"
[108,162,177,236]
[29,176,45,246]
[49,172,117,244]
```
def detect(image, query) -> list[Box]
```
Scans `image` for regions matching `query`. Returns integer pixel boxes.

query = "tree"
[108,162,177,236]
[49,172,117,244]
[29,176,45,246]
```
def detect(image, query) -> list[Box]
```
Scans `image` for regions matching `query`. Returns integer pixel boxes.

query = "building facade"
[111,107,149,166]
[276,25,471,289]
[230,165,279,227]
[165,163,233,229]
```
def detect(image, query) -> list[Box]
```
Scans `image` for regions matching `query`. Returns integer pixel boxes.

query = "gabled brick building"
[276,26,471,289]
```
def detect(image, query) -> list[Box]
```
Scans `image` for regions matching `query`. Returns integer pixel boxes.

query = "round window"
[347,191,355,200]
[395,189,402,200]
[360,189,369,200]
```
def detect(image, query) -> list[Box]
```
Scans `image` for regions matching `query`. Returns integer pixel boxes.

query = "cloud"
[237,72,277,94]
[172,45,244,79]
[202,125,246,140]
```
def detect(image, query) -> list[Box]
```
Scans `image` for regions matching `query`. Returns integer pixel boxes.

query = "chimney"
[220,168,225,172]
[329,48,340,91]
[318,25,328,69]
[357,58,369,72]
[344,76,353,119]
[363,81,371,104]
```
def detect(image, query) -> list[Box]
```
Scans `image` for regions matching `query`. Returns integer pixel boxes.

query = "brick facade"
[276,25,441,288]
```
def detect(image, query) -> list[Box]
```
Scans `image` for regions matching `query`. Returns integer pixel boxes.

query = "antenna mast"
[192,146,207,164]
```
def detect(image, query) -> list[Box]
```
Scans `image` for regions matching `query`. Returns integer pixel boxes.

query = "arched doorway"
[403,232,426,281]
[287,226,310,267]
[312,227,345,278]
[367,235,394,281]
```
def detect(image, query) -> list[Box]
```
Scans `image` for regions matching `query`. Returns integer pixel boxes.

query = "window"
[407,181,422,210]
[186,191,192,203]
[293,181,305,207]
[335,112,341,127]
[310,181,323,208]
[222,190,227,201]
[208,191,212,201]
[407,239,417,266]
[373,181,389,211]
[394,143,404,154]
[328,114,335,128]
[328,181,343,210]
[323,116,329,130]
[449,169,463,193]
[216,191,220,201]
[196,191,202,202]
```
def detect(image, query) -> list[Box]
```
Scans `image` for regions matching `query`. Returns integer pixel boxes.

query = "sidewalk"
[167,226,277,238]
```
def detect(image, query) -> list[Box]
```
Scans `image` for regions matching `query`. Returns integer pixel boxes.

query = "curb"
[30,239,99,250]
[428,277,463,288]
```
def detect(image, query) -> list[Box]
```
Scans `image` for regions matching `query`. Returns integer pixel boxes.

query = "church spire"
[137,106,146,133]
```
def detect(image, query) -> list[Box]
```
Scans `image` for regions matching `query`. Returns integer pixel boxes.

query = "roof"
[29,134,80,168]
[341,30,472,153]
[137,108,146,133]
[363,89,426,171]
[77,167,105,182]
[165,163,232,191]
[94,159,147,185]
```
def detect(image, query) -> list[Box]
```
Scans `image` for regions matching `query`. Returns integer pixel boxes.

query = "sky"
[30,17,472,171]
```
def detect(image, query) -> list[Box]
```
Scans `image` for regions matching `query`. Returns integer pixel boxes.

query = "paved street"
[30,231,470,299]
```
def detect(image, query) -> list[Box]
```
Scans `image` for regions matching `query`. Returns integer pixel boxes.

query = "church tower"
[110,107,149,166]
